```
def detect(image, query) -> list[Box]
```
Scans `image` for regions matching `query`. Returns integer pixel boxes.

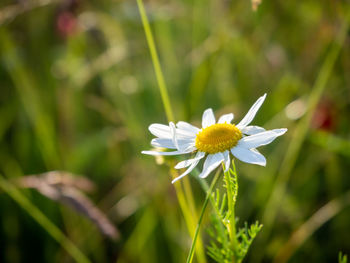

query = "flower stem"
[136,1,206,262]
[136,0,174,122]
[186,169,221,263]
[182,176,207,262]
[224,162,239,262]
[171,170,207,263]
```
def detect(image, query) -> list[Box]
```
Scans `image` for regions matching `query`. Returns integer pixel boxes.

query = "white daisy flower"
[142,94,287,183]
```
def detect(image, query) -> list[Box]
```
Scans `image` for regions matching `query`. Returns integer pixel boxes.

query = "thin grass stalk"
[170,170,207,262]
[255,10,350,262]
[182,176,207,263]
[186,169,221,263]
[0,28,59,168]
[262,9,350,232]
[117,207,158,263]
[136,1,207,261]
[273,190,350,263]
[136,0,174,122]
[0,175,91,263]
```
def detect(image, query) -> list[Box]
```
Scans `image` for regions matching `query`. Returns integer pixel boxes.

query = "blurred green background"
[0,0,350,262]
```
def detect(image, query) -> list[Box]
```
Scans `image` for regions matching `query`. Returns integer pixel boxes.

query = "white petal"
[237,93,267,129]
[241,125,266,135]
[176,127,197,140]
[151,138,195,150]
[176,121,200,134]
[142,147,194,156]
[237,128,287,149]
[180,142,196,152]
[202,108,216,128]
[151,138,176,149]
[170,122,197,152]
[223,150,230,172]
[218,113,234,124]
[172,156,202,183]
[231,147,266,166]
[148,123,195,140]
[175,151,205,169]
[169,122,179,150]
[149,124,171,138]
[199,153,224,178]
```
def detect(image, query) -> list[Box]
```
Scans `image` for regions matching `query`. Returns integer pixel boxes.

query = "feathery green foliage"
[207,163,262,263]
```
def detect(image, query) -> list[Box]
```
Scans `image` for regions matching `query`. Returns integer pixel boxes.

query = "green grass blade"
[258,9,350,260]
[186,169,221,263]
[0,175,91,263]
[136,0,174,122]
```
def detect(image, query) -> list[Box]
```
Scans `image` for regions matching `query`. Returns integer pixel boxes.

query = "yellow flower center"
[195,123,242,154]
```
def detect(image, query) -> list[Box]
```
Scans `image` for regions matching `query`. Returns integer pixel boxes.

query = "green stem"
[136,1,207,261]
[136,0,174,122]
[171,169,207,263]
[182,176,207,263]
[224,164,238,262]
[0,175,91,263]
[186,169,221,263]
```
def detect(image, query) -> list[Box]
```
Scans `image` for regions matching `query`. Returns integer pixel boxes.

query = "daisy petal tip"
[275,128,288,135]
[171,177,180,184]
[253,163,266,167]
[174,163,182,169]
[218,113,234,124]
[199,173,208,179]
[237,94,267,129]
[202,108,216,126]
[202,108,214,118]
[148,123,159,131]
[142,150,159,155]
[257,160,267,167]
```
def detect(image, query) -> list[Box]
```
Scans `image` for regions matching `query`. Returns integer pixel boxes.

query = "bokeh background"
[0,0,350,262]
